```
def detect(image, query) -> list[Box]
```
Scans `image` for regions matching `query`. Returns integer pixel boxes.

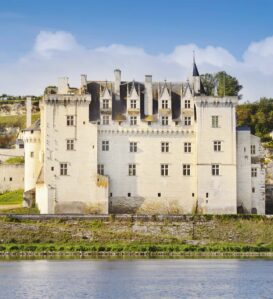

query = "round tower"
[22,122,41,206]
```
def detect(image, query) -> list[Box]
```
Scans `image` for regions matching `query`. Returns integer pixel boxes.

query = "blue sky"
[1,0,273,100]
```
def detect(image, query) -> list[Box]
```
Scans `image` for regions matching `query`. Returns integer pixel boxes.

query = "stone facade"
[23,63,266,214]
[0,164,24,193]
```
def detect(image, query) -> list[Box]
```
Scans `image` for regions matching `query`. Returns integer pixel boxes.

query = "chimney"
[81,74,87,87]
[26,96,32,128]
[144,75,153,115]
[57,77,69,94]
[114,69,121,100]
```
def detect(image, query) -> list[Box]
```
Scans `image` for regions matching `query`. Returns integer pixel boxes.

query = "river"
[0,259,272,298]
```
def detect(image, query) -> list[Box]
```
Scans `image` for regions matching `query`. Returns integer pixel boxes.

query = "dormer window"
[130,99,137,109]
[162,100,168,109]
[102,99,109,109]
[185,100,191,109]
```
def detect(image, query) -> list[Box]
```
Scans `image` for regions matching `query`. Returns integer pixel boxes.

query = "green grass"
[0,242,272,254]
[0,113,40,129]
[5,156,24,165]
[0,190,23,205]
[0,207,40,214]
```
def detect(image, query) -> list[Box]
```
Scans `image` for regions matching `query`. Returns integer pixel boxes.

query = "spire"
[192,51,200,77]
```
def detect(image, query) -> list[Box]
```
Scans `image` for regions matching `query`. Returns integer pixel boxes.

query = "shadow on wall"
[110,197,186,214]
[55,201,107,214]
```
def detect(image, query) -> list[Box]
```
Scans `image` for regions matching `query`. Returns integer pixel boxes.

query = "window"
[102,115,110,125]
[212,164,220,176]
[162,116,169,126]
[158,193,161,197]
[9,177,12,181]
[128,164,136,176]
[185,100,191,109]
[252,187,255,193]
[66,139,74,151]
[162,100,168,109]
[30,151,34,158]
[130,99,137,109]
[206,193,209,198]
[214,141,221,152]
[161,142,169,153]
[184,116,191,126]
[130,142,137,153]
[251,168,257,177]
[212,116,219,128]
[128,193,131,197]
[161,164,169,176]
[130,116,137,126]
[184,142,191,153]
[60,163,68,176]
[183,164,191,176]
[102,140,109,151]
[66,115,74,126]
[102,99,109,109]
[251,145,256,155]
[98,164,104,175]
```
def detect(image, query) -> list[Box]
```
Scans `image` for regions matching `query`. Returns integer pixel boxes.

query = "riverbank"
[0,214,272,257]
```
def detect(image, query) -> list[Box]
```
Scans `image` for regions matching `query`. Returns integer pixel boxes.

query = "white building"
[22,63,266,214]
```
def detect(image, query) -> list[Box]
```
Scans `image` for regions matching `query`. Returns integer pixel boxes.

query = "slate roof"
[22,120,41,132]
[87,80,186,122]
[193,61,200,77]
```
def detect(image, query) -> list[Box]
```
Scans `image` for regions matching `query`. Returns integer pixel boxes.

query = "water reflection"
[0,259,272,299]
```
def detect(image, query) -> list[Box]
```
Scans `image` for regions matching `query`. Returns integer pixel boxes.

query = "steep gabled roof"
[193,61,200,77]
[159,81,171,99]
[129,81,139,98]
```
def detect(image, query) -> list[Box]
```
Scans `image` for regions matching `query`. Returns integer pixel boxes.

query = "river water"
[0,259,272,299]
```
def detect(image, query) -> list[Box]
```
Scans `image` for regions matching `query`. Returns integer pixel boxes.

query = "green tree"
[215,71,242,98]
[201,71,243,98]
[200,73,216,96]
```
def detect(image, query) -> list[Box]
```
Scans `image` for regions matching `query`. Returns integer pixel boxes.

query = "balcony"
[159,108,171,116]
[100,107,112,114]
[127,107,140,115]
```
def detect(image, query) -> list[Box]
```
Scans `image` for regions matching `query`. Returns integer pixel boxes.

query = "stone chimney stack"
[81,74,87,87]
[57,77,69,94]
[144,75,153,115]
[114,69,121,100]
[80,74,87,94]
[26,96,32,128]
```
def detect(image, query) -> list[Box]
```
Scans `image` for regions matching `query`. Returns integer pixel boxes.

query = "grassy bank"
[0,113,40,129]
[0,190,23,205]
[0,215,272,257]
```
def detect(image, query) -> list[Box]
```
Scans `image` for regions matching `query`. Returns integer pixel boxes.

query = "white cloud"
[33,31,80,57]
[0,30,273,101]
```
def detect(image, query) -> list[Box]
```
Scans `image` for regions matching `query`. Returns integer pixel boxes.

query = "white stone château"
[22,62,265,214]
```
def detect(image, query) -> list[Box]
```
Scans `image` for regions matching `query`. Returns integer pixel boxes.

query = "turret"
[189,56,205,95]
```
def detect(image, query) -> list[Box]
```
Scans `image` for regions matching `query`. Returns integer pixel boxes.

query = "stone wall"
[0,164,24,193]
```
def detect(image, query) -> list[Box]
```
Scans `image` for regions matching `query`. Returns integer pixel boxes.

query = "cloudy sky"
[1,0,273,101]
